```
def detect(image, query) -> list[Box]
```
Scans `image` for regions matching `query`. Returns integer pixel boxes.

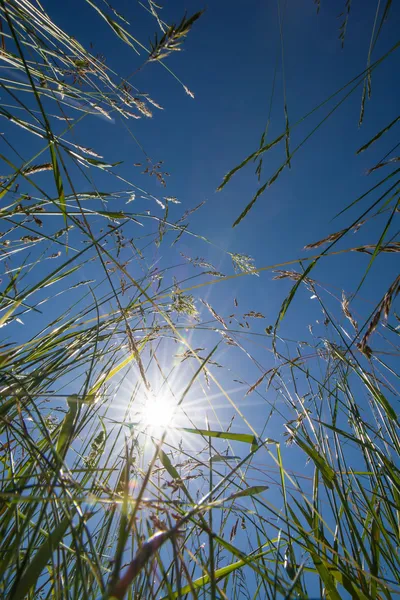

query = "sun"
[140,392,177,429]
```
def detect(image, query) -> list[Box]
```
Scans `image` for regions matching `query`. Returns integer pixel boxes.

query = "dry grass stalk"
[341,291,358,332]
[304,220,365,250]
[201,299,228,329]
[367,156,400,174]
[149,11,203,61]
[246,366,280,396]
[358,274,400,356]
[272,269,315,289]
[230,252,258,275]
[23,163,53,175]
[354,242,400,254]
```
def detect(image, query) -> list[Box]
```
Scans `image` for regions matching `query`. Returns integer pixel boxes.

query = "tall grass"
[0,1,399,599]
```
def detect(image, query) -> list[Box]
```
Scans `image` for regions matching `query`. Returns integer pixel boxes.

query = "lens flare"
[141,393,176,429]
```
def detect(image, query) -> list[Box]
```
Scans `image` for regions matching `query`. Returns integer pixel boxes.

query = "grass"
[0,0,399,599]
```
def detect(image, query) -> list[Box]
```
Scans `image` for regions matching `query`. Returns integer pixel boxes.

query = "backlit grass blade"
[160,547,276,600]
[56,395,80,458]
[177,428,258,452]
[11,516,72,600]
[288,428,335,490]
[229,485,269,500]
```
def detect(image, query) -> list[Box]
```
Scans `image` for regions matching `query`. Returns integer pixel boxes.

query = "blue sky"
[5,0,399,472]
[2,1,399,595]
[43,0,399,287]
[31,0,400,368]
[3,0,398,456]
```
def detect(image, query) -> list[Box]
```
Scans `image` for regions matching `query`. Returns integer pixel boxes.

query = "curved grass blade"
[177,428,258,452]
[56,395,80,458]
[11,516,72,600]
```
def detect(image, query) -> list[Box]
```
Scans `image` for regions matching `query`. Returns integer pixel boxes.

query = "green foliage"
[0,1,399,599]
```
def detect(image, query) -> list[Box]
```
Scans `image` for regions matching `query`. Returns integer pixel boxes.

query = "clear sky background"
[5,0,399,436]
[39,0,400,312]
[1,1,399,596]
[29,0,398,364]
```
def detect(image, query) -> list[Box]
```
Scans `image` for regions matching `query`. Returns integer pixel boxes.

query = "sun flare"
[140,393,177,429]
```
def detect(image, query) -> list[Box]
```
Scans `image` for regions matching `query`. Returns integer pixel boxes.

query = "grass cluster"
[0,1,399,599]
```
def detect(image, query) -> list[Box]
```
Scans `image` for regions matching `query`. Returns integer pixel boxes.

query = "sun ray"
[140,392,177,430]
